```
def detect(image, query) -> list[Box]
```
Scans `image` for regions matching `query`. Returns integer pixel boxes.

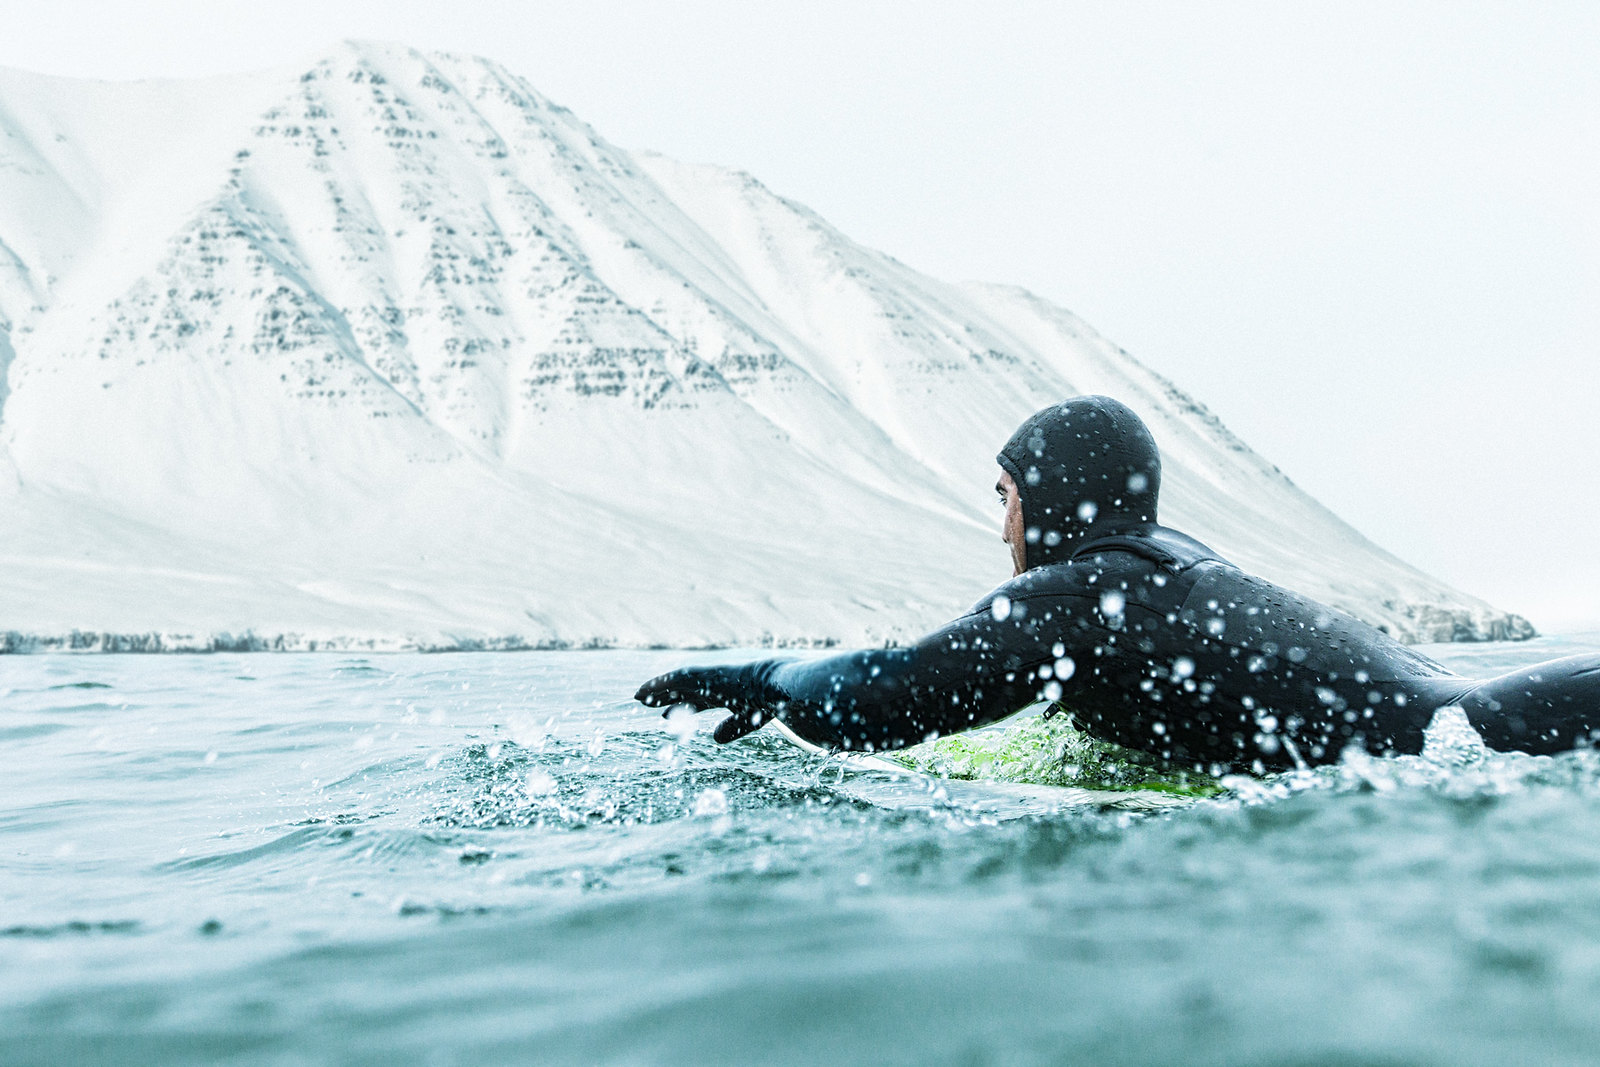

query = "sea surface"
[4,633,1600,1066]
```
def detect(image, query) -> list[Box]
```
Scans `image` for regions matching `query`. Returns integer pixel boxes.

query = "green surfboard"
[772,707,1223,812]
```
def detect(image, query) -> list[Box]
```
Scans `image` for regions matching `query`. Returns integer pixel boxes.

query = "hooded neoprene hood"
[996,395,1162,570]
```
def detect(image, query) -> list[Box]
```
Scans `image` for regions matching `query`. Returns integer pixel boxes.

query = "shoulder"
[966,558,1162,625]
[968,564,1098,615]
[1072,524,1226,572]
[1176,561,1448,675]
[964,526,1224,620]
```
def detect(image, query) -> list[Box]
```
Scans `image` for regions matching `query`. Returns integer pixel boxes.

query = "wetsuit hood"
[996,395,1162,570]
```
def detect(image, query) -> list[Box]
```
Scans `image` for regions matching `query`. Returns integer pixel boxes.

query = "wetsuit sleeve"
[635,597,1064,751]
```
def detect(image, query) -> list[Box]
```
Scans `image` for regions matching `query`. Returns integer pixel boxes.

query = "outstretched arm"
[635,594,1067,751]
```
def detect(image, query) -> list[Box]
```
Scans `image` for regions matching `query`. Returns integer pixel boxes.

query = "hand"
[634,663,780,744]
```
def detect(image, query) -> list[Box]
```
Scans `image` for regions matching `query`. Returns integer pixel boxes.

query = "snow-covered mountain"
[0,41,1531,651]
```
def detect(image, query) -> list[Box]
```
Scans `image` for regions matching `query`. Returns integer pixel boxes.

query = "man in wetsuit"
[637,396,1600,774]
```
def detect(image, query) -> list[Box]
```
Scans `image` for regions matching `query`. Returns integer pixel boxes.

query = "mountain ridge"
[0,40,1533,648]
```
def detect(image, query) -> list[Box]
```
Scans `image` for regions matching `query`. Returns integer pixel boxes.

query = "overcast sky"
[3,1,1596,628]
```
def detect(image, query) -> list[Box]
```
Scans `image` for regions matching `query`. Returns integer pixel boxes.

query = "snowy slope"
[0,41,1531,650]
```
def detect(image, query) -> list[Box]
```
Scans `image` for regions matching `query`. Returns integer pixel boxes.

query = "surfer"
[636,396,1600,774]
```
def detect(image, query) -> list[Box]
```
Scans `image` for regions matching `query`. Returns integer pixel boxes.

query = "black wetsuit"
[637,397,1600,774]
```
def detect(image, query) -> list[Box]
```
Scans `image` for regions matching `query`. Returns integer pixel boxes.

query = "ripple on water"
[0,722,72,741]
[3,644,1600,1065]
[156,825,367,874]
[427,735,858,833]
[1,921,141,939]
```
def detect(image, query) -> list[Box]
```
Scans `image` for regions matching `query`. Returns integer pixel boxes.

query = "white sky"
[2,0,1596,628]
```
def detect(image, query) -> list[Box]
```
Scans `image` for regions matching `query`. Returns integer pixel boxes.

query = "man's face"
[997,469,1026,577]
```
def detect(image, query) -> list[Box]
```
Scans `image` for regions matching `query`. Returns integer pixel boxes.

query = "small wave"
[0,722,71,741]
[292,811,381,828]
[2,920,139,938]
[157,825,357,872]
[162,821,477,876]
[331,663,387,676]
[426,735,853,832]
[394,901,498,920]
[1214,709,1600,810]
[31,701,125,715]
[321,754,435,790]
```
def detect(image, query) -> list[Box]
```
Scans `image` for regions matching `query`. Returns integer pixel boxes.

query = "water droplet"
[692,788,729,818]
[665,706,697,743]
[1099,591,1125,617]
[1077,501,1098,522]
[991,595,1012,621]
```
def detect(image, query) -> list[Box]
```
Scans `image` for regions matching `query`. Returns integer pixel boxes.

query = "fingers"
[635,682,683,708]
[635,669,710,709]
[633,674,673,706]
[636,665,775,744]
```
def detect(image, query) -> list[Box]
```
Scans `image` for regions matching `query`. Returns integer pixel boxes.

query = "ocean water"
[4,634,1600,1066]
